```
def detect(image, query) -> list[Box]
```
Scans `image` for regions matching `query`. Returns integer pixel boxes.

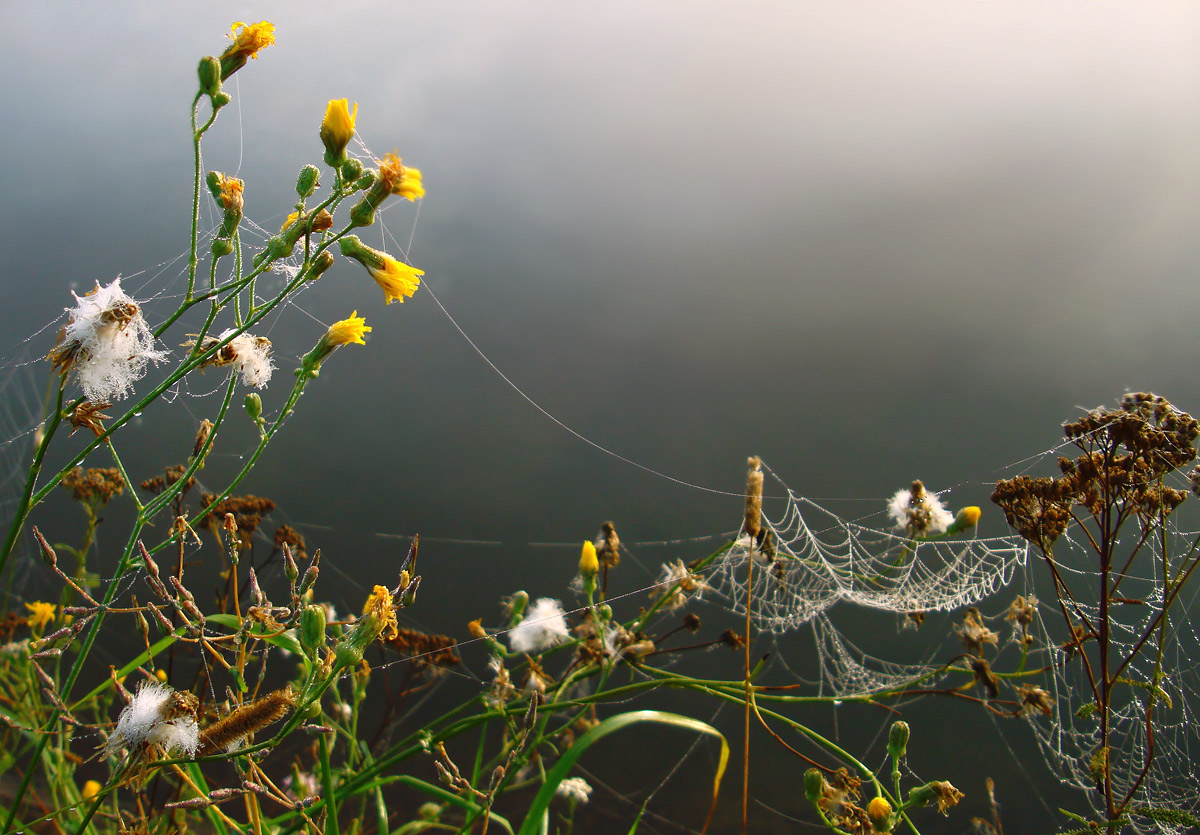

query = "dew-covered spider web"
[1013,513,1200,833]
[699,463,1028,636]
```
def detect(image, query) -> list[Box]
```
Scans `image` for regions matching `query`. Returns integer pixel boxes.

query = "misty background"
[2,2,1199,831]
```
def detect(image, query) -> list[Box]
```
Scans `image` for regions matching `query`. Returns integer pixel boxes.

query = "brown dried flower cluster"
[385,627,461,671]
[199,493,275,547]
[812,768,873,834]
[273,524,307,561]
[140,464,197,497]
[992,393,1197,552]
[61,467,125,506]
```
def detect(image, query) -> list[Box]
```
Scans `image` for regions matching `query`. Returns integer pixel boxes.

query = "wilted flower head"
[219,21,275,80]
[508,598,569,654]
[48,280,167,402]
[653,559,707,612]
[378,152,425,201]
[191,329,274,388]
[104,682,200,759]
[887,480,954,537]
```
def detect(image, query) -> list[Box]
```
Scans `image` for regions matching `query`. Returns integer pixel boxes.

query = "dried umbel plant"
[991,393,1200,829]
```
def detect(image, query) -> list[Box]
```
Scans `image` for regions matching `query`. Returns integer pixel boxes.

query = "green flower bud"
[296,164,320,199]
[908,783,936,808]
[887,721,910,760]
[349,198,377,229]
[597,603,613,622]
[300,604,327,655]
[197,56,222,97]
[206,170,224,202]
[507,591,529,627]
[804,768,826,803]
[305,251,335,282]
[341,158,363,182]
[355,171,377,191]
[212,238,234,258]
[212,91,232,109]
[244,392,262,421]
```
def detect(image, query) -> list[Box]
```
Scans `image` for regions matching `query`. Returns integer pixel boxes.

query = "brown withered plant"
[991,393,1200,829]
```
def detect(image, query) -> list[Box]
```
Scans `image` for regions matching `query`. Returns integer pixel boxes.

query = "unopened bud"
[887,721,909,760]
[804,768,826,803]
[400,575,420,607]
[341,158,363,182]
[507,591,529,627]
[283,545,299,586]
[300,604,327,656]
[304,251,335,282]
[579,540,599,578]
[197,56,222,97]
[296,164,320,198]
[244,392,262,421]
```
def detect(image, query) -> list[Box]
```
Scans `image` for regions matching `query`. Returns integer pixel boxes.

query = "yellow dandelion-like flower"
[321,99,358,163]
[81,780,102,801]
[326,312,371,347]
[24,601,56,630]
[369,256,424,305]
[219,21,275,80]
[362,585,399,642]
[280,212,300,233]
[338,235,423,304]
[378,152,425,201]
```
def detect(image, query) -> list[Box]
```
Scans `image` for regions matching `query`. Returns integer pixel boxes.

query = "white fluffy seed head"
[104,682,199,759]
[215,328,274,388]
[62,279,167,402]
[887,486,954,536]
[507,598,569,654]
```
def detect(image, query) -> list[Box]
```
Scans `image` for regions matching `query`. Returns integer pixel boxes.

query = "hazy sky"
[2,5,1199,828]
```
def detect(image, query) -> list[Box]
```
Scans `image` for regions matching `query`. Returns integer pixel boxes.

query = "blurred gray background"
[2,2,1199,831]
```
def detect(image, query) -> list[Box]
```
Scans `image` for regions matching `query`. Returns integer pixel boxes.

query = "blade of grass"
[515,710,728,835]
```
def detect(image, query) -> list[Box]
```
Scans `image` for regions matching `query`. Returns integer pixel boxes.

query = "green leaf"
[516,710,728,835]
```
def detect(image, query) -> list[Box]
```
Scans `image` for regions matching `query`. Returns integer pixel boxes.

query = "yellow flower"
[370,256,424,305]
[81,780,102,801]
[361,585,399,642]
[281,211,299,233]
[217,175,244,210]
[867,796,893,831]
[338,235,424,304]
[224,21,275,59]
[219,21,275,80]
[378,152,425,201]
[326,312,371,347]
[155,669,168,683]
[579,541,599,578]
[321,99,358,163]
[24,601,55,630]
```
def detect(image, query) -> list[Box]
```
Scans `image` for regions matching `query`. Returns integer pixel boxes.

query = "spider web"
[1016,514,1200,833]
[699,464,1028,636]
